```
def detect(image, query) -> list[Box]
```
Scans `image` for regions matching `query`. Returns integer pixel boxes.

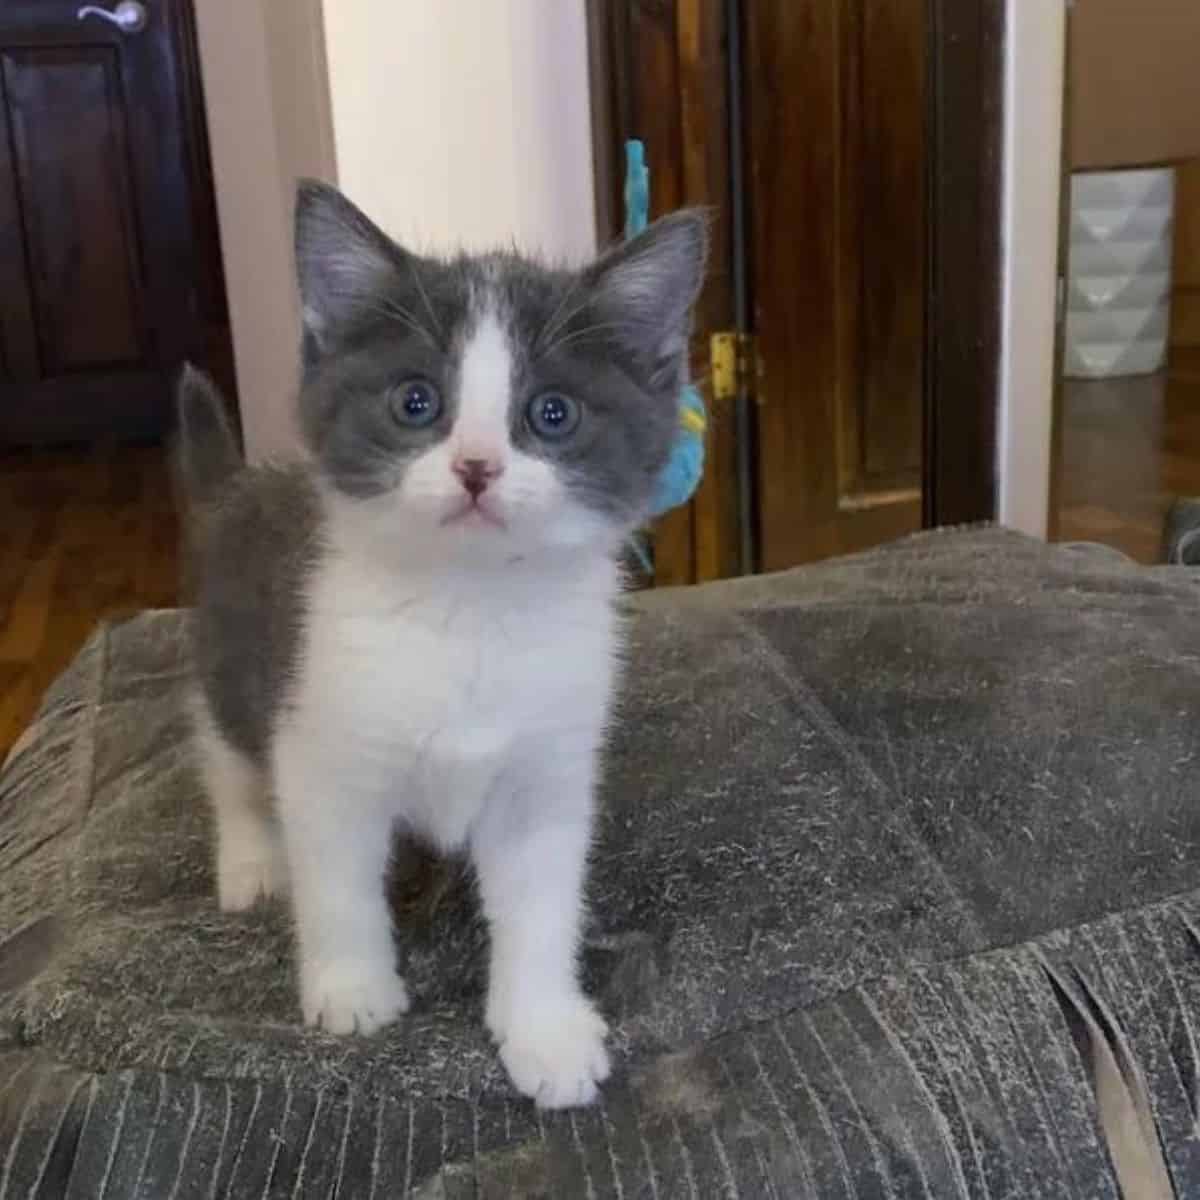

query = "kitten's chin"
[437,509,622,559]
[328,483,627,565]
[438,499,508,531]
[413,487,623,555]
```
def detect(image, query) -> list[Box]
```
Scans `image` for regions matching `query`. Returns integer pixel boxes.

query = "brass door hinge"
[709,331,757,401]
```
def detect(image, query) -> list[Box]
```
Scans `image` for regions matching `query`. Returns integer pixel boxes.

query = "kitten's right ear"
[294,179,404,349]
[586,208,708,387]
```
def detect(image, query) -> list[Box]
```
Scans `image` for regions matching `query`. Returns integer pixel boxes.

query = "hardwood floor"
[1056,350,1200,563]
[0,444,179,760]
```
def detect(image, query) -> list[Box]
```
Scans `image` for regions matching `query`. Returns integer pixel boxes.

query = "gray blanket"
[3,526,1200,1197]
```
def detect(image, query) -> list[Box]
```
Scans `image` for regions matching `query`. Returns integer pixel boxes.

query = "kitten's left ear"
[294,179,408,350]
[587,209,709,385]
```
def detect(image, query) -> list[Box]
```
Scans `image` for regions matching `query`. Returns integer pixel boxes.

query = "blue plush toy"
[624,140,707,522]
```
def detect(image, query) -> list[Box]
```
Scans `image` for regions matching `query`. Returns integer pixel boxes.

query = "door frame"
[923,0,1005,531]
[174,0,237,409]
[586,0,1005,576]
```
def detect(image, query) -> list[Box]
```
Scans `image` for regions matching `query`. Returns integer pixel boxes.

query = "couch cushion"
[3,527,1200,1197]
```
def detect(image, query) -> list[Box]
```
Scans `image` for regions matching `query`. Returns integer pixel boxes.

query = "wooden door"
[588,1,1004,582]
[746,0,926,570]
[0,0,230,445]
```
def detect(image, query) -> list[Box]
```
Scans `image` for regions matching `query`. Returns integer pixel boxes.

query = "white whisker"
[357,298,440,350]
[407,260,446,345]
[537,319,636,360]
[535,272,588,355]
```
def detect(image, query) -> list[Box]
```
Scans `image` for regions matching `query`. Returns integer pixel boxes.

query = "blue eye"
[526,391,581,440]
[389,380,441,427]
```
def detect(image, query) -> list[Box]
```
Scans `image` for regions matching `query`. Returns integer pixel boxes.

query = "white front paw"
[492,995,611,1108]
[301,959,409,1036]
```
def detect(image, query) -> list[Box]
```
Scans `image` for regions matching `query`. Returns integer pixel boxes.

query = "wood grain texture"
[747,0,924,570]
[1171,160,1200,350]
[1171,292,1200,348]
[4,46,146,373]
[846,0,925,493]
[677,0,739,582]
[1173,163,1200,291]
[0,446,178,759]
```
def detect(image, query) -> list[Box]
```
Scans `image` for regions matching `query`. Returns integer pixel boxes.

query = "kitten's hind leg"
[191,697,287,911]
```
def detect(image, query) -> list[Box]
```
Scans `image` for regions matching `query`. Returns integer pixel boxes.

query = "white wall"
[321,0,595,262]
[194,0,336,460]
[998,0,1066,538]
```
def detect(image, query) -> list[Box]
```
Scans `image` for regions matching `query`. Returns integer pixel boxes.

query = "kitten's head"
[294,181,706,561]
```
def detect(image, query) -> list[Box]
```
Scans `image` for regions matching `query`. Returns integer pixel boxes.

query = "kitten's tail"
[173,364,243,507]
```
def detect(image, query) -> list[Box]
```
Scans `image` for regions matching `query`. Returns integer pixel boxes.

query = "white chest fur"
[281,543,620,851]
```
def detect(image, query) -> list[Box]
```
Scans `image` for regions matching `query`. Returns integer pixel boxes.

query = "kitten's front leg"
[471,755,609,1108]
[275,740,408,1035]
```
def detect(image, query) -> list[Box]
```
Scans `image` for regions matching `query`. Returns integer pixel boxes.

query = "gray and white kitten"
[177,181,706,1108]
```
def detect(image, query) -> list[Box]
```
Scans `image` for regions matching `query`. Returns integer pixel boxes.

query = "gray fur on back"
[186,464,323,764]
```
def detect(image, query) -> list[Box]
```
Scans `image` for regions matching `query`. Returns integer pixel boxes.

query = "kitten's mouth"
[440,500,507,531]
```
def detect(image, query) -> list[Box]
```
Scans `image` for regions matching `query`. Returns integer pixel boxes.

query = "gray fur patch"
[186,464,323,765]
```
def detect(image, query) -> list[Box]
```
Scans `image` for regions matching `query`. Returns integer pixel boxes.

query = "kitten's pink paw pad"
[301,961,409,1036]
[494,998,611,1109]
[217,852,287,912]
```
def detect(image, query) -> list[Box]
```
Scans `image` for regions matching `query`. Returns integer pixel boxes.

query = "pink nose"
[453,457,503,499]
